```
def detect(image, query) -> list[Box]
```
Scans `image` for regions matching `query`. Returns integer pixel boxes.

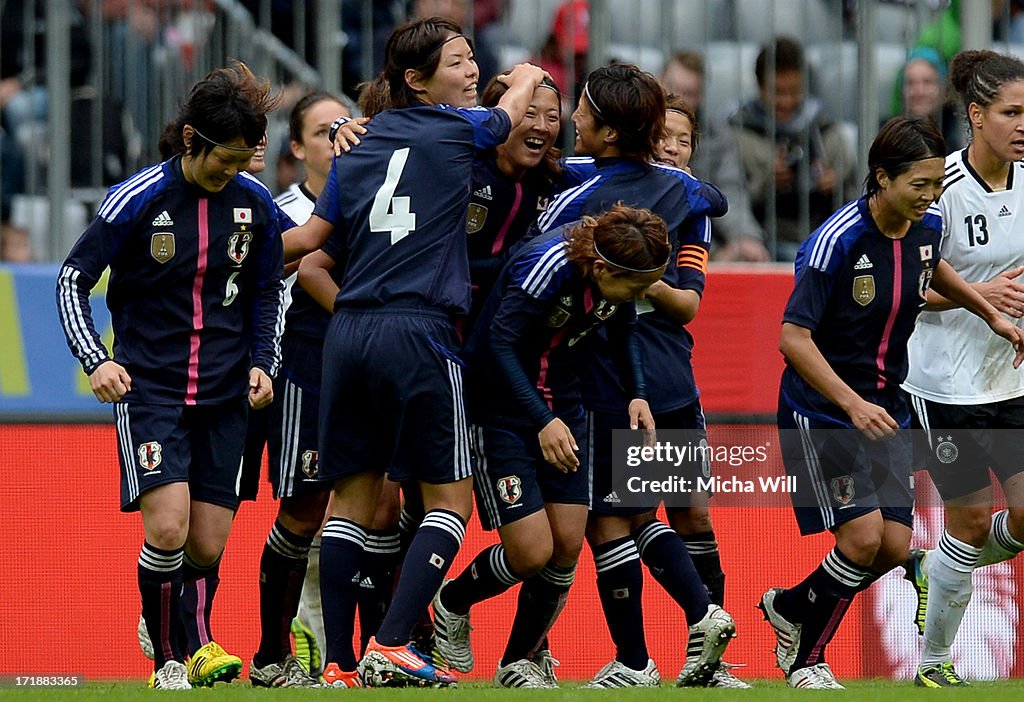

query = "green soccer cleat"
[290,616,322,676]
[915,662,969,687]
[903,549,929,636]
[186,641,242,687]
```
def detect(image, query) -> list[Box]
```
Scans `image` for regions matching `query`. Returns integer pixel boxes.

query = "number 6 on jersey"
[370,147,417,244]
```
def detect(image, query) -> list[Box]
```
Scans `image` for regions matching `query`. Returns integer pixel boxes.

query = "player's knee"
[667,507,712,534]
[949,505,993,546]
[839,528,884,565]
[505,539,553,578]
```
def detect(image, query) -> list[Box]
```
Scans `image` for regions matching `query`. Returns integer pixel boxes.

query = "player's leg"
[434,423,552,673]
[357,480,402,654]
[582,513,658,688]
[498,500,587,685]
[121,402,193,689]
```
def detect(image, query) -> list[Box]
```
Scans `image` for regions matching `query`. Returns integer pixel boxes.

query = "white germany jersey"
[904,150,1024,404]
[274,182,317,312]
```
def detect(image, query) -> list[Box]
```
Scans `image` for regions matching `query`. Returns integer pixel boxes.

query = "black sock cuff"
[267,519,313,560]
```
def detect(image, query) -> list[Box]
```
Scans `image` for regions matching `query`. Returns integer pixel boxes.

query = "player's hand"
[332,117,370,155]
[846,399,898,441]
[538,417,580,473]
[977,266,1024,317]
[989,317,1024,368]
[628,398,656,447]
[497,62,550,88]
[89,360,132,403]
[248,367,273,409]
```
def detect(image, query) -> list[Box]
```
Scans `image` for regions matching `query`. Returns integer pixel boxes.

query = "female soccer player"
[654,94,697,171]
[903,49,1024,687]
[248,91,351,688]
[281,17,546,687]
[764,116,1024,690]
[56,62,283,690]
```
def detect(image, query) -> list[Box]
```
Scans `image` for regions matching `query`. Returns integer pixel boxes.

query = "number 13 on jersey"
[370,148,418,245]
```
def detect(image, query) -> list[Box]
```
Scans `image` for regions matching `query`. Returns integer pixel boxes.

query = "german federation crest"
[853,275,875,306]
[497,475,522,504]
[228,231,253,264]
[151,233,175,264]
[138,441,163,471]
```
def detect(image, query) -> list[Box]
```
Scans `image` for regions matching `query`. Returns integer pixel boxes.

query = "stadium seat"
[702,40,761,125]
[731,0,842,45]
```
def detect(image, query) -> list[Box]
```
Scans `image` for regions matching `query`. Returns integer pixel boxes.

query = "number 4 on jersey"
[370,147,417,244]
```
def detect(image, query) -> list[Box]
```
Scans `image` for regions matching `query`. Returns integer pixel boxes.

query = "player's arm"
[645,217,710,324]
[296,248,339,313]
[248,206,287,409]
[780,322,898,440]
[607,309,655,441]
[490,288,579,473]
[56,217,132,403]
[930,259,1024,367]
[924,265,1024,316]
[282,213,334,263]
[493,63,549,129]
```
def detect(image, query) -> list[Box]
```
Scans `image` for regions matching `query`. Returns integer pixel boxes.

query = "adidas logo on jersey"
[152,210,174,227]
[603,492,621,504]
[359,577,374,590]
[473,185,493,200]
[853,254,873,270]
[999,205,1012,217]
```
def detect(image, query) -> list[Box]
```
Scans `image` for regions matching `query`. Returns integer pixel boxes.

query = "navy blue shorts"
[114,400,248,512]
[472,413,591,531]
[778,395,914,536]
[238,405,269,502]
[318,309,473,485]
[910,394,1024,502]
[267,335,329,499]
[589,401,710,515]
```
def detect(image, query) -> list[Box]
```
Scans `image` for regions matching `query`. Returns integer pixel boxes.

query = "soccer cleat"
[250,655,323,688]
[676,604,737,686]
[903,549,929,636]
[583,659,661,688]
[322,662,364,688]
[431,580,474,672]
[915,662,969,687]
[787,663,845,689]
[494,658,555,688]
[290,616,322,675]
[137,613,155,660]
[149,660,191,690]
[707,662,752,688]
[186,641,242,687]
[532,649,560,687]
[759,588,801,675]
[358,636,457,688]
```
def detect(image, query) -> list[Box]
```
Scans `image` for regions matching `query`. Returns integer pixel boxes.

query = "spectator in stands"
[0,222,32,263]
[889,47,965,152]
[660,52,770,262]
[729,36,857,261]
[533,0,589,112]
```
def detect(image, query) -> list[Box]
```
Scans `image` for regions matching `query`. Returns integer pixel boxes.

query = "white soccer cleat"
[708,662,752,688]
[149,660,191,690]
[788,663,845,689]
[431,580,474,673]
[138,613,154,660]
[532,649,560,687]
[493,658,555,688]
[249,655,323,688]
[759,588,801,675]
[676,604,736,686]
[583,659,660,688]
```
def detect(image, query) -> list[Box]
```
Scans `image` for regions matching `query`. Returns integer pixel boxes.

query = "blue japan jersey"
[536,157,725,413]
[781,197,943,426]
[57,158,286,405]
[314,105,511,315]
[465,155,560,335]
[463,225,637,429]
